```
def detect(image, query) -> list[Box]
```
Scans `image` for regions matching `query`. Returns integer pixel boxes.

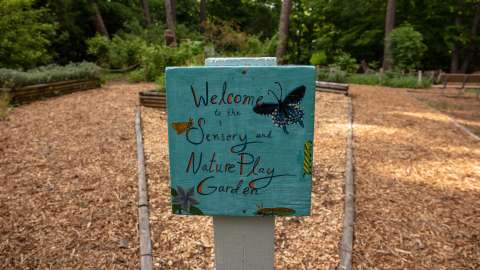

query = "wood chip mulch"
[0,82,155,269]
[408,88,480,136]
[351,85,480,270]
[142,91,348,269]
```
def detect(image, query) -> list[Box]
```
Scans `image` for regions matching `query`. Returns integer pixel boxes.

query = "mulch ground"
[2,81,478,270]
[351,85,480,269]
[142,91,347,269]
[0,82,154,269]
[408,88,480,136]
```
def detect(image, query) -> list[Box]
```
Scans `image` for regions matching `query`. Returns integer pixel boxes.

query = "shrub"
[0,62,100,88]
[138,40,204,81]
[0,0,56,69]
[310,51,327,66]
[389,24,427,71]
[317,67,347,83]
[87,34,145,69]
[156,73,165,91]
[332,52,358,73]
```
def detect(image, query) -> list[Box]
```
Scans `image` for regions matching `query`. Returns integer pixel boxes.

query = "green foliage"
[155,73,166,91]
[0,62,100,88]
[138,40,204,82]
[317,68,348,83]
[332,52,358,73]
[346,72,431,88]
[310,51,328,66]
[389,25,427,71]
[347,73,381,85]
[0,0,56,69]
[87,34,146,69]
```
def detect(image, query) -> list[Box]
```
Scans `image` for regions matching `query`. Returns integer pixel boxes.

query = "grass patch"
[317,69,433,89]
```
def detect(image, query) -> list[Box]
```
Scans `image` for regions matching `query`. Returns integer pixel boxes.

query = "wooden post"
[417,70,422,87]
[206,57,276,270]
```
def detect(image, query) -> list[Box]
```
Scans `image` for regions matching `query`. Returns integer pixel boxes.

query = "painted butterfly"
[253,82,305,134]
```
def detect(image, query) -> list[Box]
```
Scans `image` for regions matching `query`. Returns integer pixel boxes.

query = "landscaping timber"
[139,90,166,109]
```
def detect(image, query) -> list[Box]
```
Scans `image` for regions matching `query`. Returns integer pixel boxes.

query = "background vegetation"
[0,0,479,87]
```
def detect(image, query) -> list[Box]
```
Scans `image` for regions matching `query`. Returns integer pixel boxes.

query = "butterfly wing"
[253,103,278,115]
[282,85,306,106]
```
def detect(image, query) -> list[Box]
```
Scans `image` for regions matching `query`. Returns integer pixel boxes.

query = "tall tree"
[460,3,480,72]
[141,0,152,27]
[90,0,109,38]
[382,0,396,70]
[164,0,176,45]
[276,0,292,64]
[199,0,207,33]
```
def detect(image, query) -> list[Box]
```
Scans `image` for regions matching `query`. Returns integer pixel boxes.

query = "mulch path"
[0,82,154,269]
[142,91,348,269]
[4,81,477,270]
[408,88,480,136]
[351,85,480,269]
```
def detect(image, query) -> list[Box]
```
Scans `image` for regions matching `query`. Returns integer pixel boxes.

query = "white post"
[206,57,276,270]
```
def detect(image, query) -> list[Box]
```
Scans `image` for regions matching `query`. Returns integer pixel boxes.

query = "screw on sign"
[165,57,315,269]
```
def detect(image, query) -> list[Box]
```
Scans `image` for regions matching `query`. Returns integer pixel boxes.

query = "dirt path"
[142,92,348,269]
[351,85,480,269]
[0,82,154,269]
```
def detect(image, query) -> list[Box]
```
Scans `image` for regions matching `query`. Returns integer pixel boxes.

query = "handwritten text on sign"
[166,66,315,216]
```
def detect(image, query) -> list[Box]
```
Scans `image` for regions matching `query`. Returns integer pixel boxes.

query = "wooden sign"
[166,66,315,216]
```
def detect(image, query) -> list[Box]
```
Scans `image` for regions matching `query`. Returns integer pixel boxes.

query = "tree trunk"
[450,15,463,73]
[164,0,176,46]
[141,0,152,27]
[276,0,292,64]
[460,4,480,73]
[91,0,109,38]
[382,0,396,70]
[199,0,207,33]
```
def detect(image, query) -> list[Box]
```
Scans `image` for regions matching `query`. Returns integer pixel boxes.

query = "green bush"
[389,24,427,71]
[310,51,327,66]
[332,52,358,73]
[87,34,145,69]
[0,0,56,69]
[0,62,100,88]
[136,40,204,82]
[317,67,347,83]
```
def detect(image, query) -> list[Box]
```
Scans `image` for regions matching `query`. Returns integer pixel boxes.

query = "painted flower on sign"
[172,186,198,212]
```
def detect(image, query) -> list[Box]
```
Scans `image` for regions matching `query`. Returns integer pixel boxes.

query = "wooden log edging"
[135,108,154,270]
[139,90,166,110]
[8,79,101,104]
[316,81,349,96]
[338,97,355,270]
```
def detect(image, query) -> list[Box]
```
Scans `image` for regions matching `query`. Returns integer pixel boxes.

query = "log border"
[338,96,355,270]
[139,90,166,110]
[135,108,154,270]
[5,79,101,104]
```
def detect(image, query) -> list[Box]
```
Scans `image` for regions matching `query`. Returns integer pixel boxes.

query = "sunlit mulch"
[351,85,480,269]
[408,88,480,136]
[142,91,348,269]
[0,82,154,269]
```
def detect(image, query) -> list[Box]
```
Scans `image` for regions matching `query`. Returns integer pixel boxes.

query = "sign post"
[166,57,315,269]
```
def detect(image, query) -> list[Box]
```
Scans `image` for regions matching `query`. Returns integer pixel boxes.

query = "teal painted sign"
[166,66,315,216]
